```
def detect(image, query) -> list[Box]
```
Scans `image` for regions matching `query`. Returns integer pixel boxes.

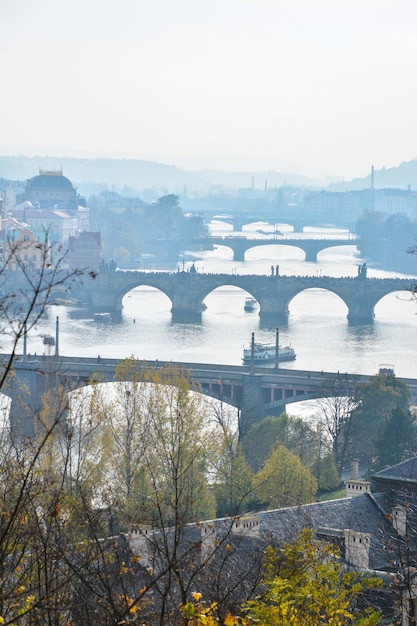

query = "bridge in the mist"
[144,235,357,263]
[5,353,417,438]
[191,235,356,262]
[196,209,353,232]
[88,271,415,323]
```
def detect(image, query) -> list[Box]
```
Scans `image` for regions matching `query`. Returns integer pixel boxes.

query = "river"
[20,221,417,381]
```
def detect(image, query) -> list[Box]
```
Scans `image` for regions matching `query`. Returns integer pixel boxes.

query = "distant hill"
[1,155,416,197]
[0,155,207,197]
[0,155,328,197]
[328,158,417,192]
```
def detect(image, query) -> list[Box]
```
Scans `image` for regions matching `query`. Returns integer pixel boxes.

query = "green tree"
[242,413,317,473]
[312,374,360,474]
[254,443,318,509]
[372,405,417,471]
[84,360,217,529]
[242,413,339,490]
[351,373,411,466]
[214,432,255,517]
[244,528,382,625]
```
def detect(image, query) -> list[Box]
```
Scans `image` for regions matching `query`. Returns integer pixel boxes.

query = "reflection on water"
[12,222,417,380]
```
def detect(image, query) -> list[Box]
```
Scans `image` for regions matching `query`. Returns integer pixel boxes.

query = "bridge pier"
[344,280,378,323]
[304,250,318,262]
[292,221,304,233]
[171,291,207,320]
[257,293,289,320]
[347,311,375,324]
[6,357,67,437]
[171,311,202,323]
[233,250,245,262]
[238,373,264,438]
[258,310,289,324]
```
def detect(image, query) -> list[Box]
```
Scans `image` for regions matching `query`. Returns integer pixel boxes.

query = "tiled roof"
[256,495,396,570]
[372,456,417,483]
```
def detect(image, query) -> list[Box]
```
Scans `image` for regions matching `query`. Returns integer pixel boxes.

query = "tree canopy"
[244,528,382,625]
[254,443,318,509]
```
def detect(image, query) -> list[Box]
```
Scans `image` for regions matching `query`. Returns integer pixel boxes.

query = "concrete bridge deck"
[5,353,417,438]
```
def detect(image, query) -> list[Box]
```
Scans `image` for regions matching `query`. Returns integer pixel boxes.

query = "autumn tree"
[213,432,255,517]
[242,413,339,491]
[254,443,318,509]
[206,398,255,517]
[0,233,147,626]
[244,528,382,625]
[0,233,97,624]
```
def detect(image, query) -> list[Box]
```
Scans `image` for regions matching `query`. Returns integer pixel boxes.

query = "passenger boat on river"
[242,330,296,365]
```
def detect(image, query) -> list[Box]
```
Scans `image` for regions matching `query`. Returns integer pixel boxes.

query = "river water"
[21,221,417,381]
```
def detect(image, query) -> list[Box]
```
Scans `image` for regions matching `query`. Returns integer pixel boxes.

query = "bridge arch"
[114,279,174,315]
[199,283,259,307]
[287,287,349,319]
[315,243,359,260]
[122,285,172,318]
[374,289,416,319]
[244,243,305,261]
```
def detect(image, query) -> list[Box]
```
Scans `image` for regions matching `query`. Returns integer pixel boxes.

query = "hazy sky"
[2,0,417,178]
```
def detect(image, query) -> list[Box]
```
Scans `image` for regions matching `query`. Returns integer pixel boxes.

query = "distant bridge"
[196,209,352,232]
[144,235,357,262]
[6,354,417,438]
[204,236,357,262]
[88,271,415,323]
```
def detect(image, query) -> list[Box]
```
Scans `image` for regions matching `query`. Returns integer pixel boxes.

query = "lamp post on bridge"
[250,332,255,375]
[55,316,60,357]
[23,323,27,361]
[275,328,279,369]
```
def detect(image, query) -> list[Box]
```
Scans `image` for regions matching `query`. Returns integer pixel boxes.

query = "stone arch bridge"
[148,236,357,263]
[199,236,357,262]
[88,271,415,323]
[6,354,417,438]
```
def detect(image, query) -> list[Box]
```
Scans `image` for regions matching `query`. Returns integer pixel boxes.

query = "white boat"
[43,335,55,346]
[244,297,258,311]
[378,363,395,375]
[242,342,296,365]
[93,312,112,324]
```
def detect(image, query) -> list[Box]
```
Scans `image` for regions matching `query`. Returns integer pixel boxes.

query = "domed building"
[15,169,90,236]
[25,170,78,210]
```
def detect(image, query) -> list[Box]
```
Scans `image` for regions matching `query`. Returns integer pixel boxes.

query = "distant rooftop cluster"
[0,170,101,273]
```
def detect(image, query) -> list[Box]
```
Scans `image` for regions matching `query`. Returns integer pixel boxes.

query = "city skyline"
[2,0,417,180]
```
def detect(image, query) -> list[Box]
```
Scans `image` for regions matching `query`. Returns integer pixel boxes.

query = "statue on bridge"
[357,262,367,279]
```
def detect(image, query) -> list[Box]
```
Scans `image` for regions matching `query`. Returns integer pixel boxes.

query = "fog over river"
[21,221,417,381]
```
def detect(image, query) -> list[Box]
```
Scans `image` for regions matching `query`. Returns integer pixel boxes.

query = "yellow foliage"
[192,592,203,602]
[181,594,248,625]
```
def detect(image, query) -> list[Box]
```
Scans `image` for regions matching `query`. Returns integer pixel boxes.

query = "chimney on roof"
[392,506,407,536]
[344,529,371,569]
[200,522,216,564]
[345,460,371,498]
